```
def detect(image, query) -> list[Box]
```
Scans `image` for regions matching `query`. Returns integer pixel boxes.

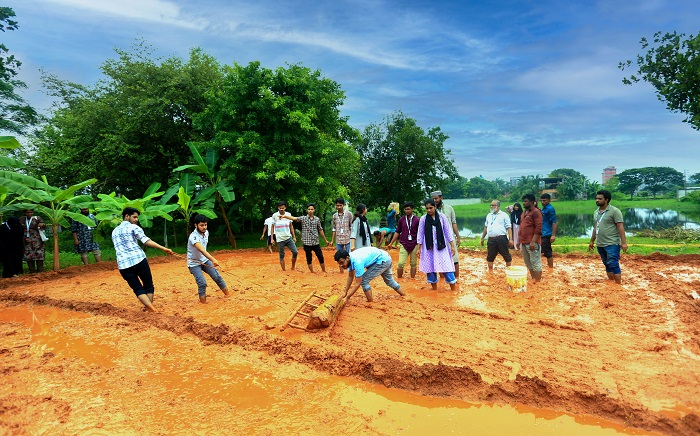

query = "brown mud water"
[1,248,699,435]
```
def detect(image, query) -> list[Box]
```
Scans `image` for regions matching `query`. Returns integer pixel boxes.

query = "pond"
[453,208,700,238]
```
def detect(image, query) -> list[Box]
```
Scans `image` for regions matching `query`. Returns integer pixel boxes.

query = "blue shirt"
[349,247,391,278]
[541,204,558,237]
[112,221,150,269]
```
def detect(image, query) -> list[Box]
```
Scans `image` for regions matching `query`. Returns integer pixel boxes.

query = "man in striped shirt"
[112,207,174,312]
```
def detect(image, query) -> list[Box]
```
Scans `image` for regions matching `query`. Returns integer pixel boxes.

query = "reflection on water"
[456,208,700,238]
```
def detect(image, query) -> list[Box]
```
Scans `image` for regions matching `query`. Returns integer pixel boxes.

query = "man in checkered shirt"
[279,203,330,272]
[112,207,174,312]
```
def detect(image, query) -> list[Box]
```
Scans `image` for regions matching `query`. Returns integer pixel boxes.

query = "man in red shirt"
[518,193,543,282]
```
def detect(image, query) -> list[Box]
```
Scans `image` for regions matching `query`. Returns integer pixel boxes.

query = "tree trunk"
[52,223,60,272]
[218,197,237,249]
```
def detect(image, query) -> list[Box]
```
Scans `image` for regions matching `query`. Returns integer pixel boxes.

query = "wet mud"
[1,248,699,434]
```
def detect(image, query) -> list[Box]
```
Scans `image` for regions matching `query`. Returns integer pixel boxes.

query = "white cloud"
[40,0,207,30]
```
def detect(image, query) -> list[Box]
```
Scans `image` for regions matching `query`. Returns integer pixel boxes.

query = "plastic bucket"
[505,266,528,293]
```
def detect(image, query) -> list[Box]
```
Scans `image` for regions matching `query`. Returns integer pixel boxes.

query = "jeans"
[119,258,154,296]
[427,272,456,284]
[336,242,351,253]
[277,238,298,260]
[360,259,400,292]
[189,260,227,297]
[597,245,621,274]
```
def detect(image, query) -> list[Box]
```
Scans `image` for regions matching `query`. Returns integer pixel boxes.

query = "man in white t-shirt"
[259,215,275,253]
[271,201,298,271]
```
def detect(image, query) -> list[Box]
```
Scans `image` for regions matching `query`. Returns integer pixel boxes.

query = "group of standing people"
[0,209,48,277]
[483,189,627,284]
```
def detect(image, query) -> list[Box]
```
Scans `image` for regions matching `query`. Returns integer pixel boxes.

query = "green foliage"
[463,176,498,200]
[355,111,457,209]
[94,182,179,229]
[508,174,543,202]
[617,167,684,199]
[689,172,700,186]
[195,61,360,218]
[0,7,40,135]
[29,43,223,197]
[635,226,700,243]
[680,190,700,204]
[620,31,700,130]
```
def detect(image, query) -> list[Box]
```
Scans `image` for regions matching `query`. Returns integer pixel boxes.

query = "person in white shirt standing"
[259,215,275,253]
[112,207,174,312]
[271,201,298,271]
[187,214,230,304]
[480,200,514,272]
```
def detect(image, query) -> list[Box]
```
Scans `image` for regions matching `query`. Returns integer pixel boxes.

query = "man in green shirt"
[588,190,628,284]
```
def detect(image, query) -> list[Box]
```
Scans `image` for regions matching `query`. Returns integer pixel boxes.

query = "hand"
[164,248,175,255]
[621,242,628,253]
[551,235,556,243]
[588,242,594,251]
[509,240,514,248]
[480,237,485,246]
[212,258,220,267]
[260,235,264,240]
[529,241,536,251]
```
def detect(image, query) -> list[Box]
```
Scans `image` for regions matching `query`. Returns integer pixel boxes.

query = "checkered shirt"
[299,215,323,246]
[112,221,150,270]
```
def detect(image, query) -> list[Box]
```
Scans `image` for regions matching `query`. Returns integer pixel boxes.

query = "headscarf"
[423,200,446,251]
[511,203,522,225]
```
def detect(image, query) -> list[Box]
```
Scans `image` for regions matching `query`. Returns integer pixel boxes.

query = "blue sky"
[6,0,700,184]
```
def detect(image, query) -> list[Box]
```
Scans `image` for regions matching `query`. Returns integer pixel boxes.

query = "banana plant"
[0,171,98,271]
[93,182,179,229]
[162,172,218,243]
[173,142,237,247]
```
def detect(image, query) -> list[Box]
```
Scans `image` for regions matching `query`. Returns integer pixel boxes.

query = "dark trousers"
[486,235,512,262]
[118,258,154,296]
[303,244,324,264]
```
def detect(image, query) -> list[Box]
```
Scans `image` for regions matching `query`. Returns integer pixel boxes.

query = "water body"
[455,208,700,238]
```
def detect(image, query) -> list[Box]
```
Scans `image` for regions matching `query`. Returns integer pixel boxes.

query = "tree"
[620,31,700,130]
[29,43,223,197]
[195,61,360,218]
[0,171,97,271]
[688,172,700,186]
[617,169,645,199]
[464,177,497,200]
[172,143,236,247]
[0,7,40,135]
[640,166,684,198]
[508,174,543,202]
[443,175,470,199]
[355,111,457,210]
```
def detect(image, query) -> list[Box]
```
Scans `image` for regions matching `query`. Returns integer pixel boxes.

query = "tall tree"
[0,7,40,135]
[688,172,700,186]
[549,168,588,200]
[29,43,223,197]
[195,61,360,217]
[620,31,700,130]
[640,166,684,198]
[355,111,457,210]
[617,169,645,199]
[464,176,497,200]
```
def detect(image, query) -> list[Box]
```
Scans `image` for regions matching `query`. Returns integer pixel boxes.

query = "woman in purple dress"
[416,198,457,291]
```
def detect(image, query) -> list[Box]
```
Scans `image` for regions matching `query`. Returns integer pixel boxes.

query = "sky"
[5,0,700,184]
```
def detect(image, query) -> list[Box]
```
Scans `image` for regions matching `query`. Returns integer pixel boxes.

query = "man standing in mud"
[480,199,513,272]
[112,207,174,312]
[271,201,298,271]
[540,193,558,269]
[588,190,627,284]
[519,194,543,283]
[431,190,461,278]
[335,247,405,303]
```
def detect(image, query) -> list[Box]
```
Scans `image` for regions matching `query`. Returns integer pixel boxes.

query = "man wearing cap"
[480,200,513,272]
[431,190,461,278]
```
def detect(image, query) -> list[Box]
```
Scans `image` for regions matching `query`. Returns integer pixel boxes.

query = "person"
[351,203,372,250]
[588,190,628,284]
[510,203,523,250]
[417,198,458,291]
[187,214,230,303]
[259,215,275,254]
[386,202,400,248]
[19,209,46,273]
[271,201,298,271]
[388,201,420,278]
[540,193,558,269]
[0,216,24,278]
[519,194,543,283]
[480,200,513,272]
[71,207,102,265]
[279,203,330,272]
[431,191,461,278]
[112,207,174,312]
[330,198,353,272]
[335,247,404,303]
[372,228,394,248]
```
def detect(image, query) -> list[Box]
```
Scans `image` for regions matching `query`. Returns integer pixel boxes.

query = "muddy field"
[1,246,699,435]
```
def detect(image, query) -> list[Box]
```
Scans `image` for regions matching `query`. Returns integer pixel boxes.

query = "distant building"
[510,177,522,186]
[602,166,616,184]
[540,177,563,201]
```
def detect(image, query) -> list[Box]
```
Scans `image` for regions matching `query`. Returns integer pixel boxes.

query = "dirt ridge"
[3,292,697,435]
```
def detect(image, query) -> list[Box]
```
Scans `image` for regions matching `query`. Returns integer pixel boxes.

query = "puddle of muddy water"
[0,304,649,435]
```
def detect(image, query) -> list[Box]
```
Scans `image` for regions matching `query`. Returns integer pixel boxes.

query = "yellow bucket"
[505,266,528,292]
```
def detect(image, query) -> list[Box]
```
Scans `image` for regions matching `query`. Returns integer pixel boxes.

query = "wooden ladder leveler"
[280,290,342,332]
